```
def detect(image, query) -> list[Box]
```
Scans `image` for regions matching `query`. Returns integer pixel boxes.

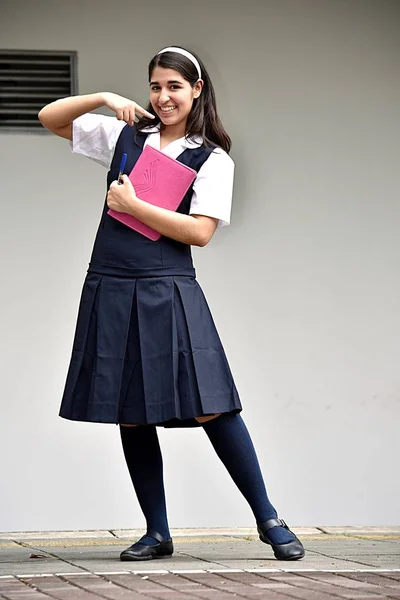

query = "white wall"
[1,0,400,532]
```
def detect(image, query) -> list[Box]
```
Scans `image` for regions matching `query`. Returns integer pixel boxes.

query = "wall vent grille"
[0,50,77,133]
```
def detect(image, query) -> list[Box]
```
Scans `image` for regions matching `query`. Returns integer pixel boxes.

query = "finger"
[121,174,129,183]
[115,109,123,121]
[135,103,155,119]
[122,107,131,123]
[121,174,132,187]
[129,107,136,126]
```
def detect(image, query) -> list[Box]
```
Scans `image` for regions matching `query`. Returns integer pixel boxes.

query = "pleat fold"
[59,273,101,421]
[60,274,136,422]
[174,277,241,417]
[90,275,137,421]
[136,277,177,423]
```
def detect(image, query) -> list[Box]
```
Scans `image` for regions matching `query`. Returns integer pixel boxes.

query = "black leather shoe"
[258,518,305,561]
[120,530,174,561]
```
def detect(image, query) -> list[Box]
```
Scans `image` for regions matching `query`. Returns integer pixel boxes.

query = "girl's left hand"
[107,175,137,214]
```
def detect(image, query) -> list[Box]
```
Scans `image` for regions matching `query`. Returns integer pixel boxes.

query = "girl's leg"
[120,425,171,550]
[200,413,300,548]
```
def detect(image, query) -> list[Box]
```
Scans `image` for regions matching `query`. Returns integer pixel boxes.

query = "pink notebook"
[107,145,197,241]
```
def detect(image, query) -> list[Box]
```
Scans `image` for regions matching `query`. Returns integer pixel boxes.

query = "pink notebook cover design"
[107,145,197,241]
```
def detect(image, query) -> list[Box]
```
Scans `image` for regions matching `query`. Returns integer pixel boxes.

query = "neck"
[161,121,187,143]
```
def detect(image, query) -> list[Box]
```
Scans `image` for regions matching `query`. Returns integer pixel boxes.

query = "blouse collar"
[142,123,203,149]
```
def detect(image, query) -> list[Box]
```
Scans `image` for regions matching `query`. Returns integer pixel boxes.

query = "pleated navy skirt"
[59,274,242,427]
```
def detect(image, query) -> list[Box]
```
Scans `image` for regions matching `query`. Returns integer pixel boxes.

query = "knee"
[195,413,221,424]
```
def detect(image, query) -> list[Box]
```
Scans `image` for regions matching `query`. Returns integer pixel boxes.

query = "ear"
[193,79,204,99]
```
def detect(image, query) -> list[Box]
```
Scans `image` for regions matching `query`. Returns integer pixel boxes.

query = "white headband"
[157,46,202,81]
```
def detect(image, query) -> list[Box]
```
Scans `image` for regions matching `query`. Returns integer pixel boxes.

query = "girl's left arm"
[107,175,218,247]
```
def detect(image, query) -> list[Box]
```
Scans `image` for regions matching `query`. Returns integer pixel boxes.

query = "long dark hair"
[136,48,232,153]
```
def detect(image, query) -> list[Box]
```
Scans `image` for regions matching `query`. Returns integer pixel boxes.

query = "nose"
[159,89,170,104]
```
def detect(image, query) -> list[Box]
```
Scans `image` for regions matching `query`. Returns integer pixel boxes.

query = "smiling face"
[149,66,202,136]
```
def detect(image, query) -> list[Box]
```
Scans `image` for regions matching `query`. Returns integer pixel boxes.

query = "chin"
[158,112,177,122]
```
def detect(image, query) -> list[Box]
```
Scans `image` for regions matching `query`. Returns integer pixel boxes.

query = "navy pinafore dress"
[59,124,242,427]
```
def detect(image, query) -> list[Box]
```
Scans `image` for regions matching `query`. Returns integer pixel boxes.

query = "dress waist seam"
[88,263,196,279]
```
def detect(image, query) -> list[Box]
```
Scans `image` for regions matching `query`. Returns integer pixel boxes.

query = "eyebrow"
[149,80,183,86]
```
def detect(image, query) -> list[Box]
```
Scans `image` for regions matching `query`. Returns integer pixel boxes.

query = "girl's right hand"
[102,92,154,126]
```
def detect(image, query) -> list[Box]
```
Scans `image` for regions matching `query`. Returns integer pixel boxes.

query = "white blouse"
[71,113,234,228]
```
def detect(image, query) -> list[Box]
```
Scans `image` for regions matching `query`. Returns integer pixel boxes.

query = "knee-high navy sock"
[202,413,295,545]
[120,425,170,544]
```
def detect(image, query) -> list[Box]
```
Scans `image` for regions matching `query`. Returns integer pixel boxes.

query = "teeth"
[160,106,176,112]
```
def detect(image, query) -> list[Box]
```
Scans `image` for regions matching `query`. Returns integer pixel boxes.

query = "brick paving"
[1,571,400,599]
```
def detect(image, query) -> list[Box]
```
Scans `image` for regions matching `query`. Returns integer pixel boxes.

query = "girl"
[38,46,305,562]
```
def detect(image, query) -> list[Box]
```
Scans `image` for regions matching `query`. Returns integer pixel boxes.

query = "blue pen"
[118,153,127,183]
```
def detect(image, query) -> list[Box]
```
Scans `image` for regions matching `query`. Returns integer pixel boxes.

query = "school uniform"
[59,114,242,427]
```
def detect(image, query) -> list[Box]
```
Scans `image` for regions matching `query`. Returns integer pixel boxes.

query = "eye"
[150,85,160,91]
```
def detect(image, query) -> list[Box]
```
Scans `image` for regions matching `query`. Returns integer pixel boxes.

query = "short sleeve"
[189,148,234,228]
[71,113,126,168]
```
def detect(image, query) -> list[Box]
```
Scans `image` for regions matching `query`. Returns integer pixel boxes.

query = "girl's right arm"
[38,92,154,140]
